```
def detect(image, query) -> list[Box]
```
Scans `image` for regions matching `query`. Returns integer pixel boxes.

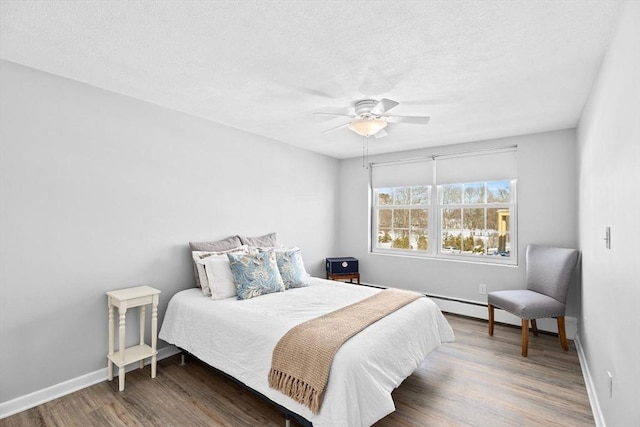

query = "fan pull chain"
[361,136,370,169]
[366,137,370,169]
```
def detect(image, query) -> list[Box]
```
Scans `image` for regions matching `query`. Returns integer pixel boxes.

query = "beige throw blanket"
[268,288,422,414]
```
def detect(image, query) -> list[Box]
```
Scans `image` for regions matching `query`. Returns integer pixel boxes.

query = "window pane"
[463,208,485,231]
[462,233,475,252]
[464,182,485,204]
[486,207,500,231]
[441,184,462,205]
[469,236,486,254]
[391,229,410,249]
[441,231,461,253]
[378,209,392,228]
[487,180,511,203]
[442,208,461,229]
[377,229,392,248]
[393,209,410,228]
[411,209,428,228]
[411,186,429,205]
[487,207,510,256]
[377,188,393,206]
[411,230,429,251]
[393,187,410,205]
[411,209,428,251]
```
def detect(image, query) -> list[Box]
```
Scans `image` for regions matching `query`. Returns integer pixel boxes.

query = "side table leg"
[151,295,158,379]
[139,305,146,369]
[107,301,114,381]
[118,366,125,392]
[118,304,127,391]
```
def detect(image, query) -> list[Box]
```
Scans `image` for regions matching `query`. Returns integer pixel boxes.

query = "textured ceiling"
[0,0,623,159]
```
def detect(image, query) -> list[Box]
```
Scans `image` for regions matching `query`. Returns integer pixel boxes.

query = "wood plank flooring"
[1,314,594,427]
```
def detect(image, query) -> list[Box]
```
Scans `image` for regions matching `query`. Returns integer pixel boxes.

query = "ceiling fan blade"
[386,115,431,125]
[313,112,352,117]
[370,98,399,115]
[322,122,350,134]
[373,129,388,139]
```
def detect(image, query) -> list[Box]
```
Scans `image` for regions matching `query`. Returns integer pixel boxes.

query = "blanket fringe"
[269,368,321,414]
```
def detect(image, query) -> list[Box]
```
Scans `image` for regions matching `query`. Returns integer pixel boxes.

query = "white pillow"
[203,255,239,300]
[192,245,248,296]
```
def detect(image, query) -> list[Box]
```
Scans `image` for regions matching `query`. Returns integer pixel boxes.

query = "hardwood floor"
[1,314,594,427]
[380,315,594,427]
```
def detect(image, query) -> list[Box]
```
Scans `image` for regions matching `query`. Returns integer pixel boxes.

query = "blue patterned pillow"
[227,250,285,300]
[275,248,309,289]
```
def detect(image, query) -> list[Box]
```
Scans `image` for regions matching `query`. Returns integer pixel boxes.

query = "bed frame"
[178,350,312,427]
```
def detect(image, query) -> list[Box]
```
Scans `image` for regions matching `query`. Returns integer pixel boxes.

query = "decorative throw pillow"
[202,256,238,300]
[275,248,310,289]
[189,236,243,289]
[227,250,285,300]
[238,232,277,247]
[192,246,248,296]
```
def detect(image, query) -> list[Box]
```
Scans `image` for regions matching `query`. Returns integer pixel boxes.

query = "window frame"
[371,180,518,265]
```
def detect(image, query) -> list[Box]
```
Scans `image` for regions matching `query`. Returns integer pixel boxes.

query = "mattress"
[159,277,454,426]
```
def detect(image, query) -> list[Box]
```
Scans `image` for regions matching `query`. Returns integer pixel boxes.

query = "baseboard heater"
[360,282,487,309]
[424,293,487,308]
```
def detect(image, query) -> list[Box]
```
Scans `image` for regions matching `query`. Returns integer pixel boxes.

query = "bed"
[159,277,455,427]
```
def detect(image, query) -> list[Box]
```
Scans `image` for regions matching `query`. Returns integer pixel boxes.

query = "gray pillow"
[189,236,242,287]
[238,232,277,247]
[189,235,242,252]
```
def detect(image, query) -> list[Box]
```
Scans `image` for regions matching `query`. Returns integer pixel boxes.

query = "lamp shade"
[348,117,387,137]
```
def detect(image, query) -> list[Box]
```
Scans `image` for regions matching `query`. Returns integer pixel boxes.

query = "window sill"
[369,249,518,267]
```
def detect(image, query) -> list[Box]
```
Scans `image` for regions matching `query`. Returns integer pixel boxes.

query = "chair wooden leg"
[557,316,568,351]
[531,319,538,336]
[488,304,494,336]
[521,319,529,357]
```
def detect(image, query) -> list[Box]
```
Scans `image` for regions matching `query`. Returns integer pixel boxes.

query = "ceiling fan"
[314,98,430,138]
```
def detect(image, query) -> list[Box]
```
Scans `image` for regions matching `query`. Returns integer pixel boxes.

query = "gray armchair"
[488,244,579,357]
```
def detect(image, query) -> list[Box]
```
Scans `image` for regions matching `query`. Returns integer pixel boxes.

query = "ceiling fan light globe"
[348,118,388,137]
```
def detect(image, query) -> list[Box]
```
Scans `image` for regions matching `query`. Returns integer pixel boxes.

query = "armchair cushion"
[488,290,566,319]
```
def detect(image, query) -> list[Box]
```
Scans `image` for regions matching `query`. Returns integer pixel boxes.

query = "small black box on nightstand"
[326,257,359,274]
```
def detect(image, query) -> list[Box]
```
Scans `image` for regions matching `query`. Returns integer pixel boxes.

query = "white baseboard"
[0,346,181,420]
[426,293,578,339]
[575,334,605,427]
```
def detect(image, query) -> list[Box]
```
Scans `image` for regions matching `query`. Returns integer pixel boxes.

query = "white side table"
[106,285,161,391]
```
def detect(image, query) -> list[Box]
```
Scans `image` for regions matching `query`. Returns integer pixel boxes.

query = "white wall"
[576,1,640,425]
[0,60,339,403]
[337,130,579,321]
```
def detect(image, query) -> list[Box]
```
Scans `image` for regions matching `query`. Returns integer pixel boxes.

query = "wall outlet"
[479,283,487,294]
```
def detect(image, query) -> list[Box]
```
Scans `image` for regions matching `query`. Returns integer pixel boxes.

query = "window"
[370,148,517,264]
[374,186,430,253]
[439,180,514,259]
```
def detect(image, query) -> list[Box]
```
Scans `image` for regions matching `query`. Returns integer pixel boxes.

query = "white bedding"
[159,277,454,427]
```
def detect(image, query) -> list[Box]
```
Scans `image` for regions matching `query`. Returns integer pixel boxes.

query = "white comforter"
[159,278,454,427]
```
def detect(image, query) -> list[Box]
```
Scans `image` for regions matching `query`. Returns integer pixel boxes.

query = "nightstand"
[326,257,360,285]
[106,285,161,391]
[327,272,361,285]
